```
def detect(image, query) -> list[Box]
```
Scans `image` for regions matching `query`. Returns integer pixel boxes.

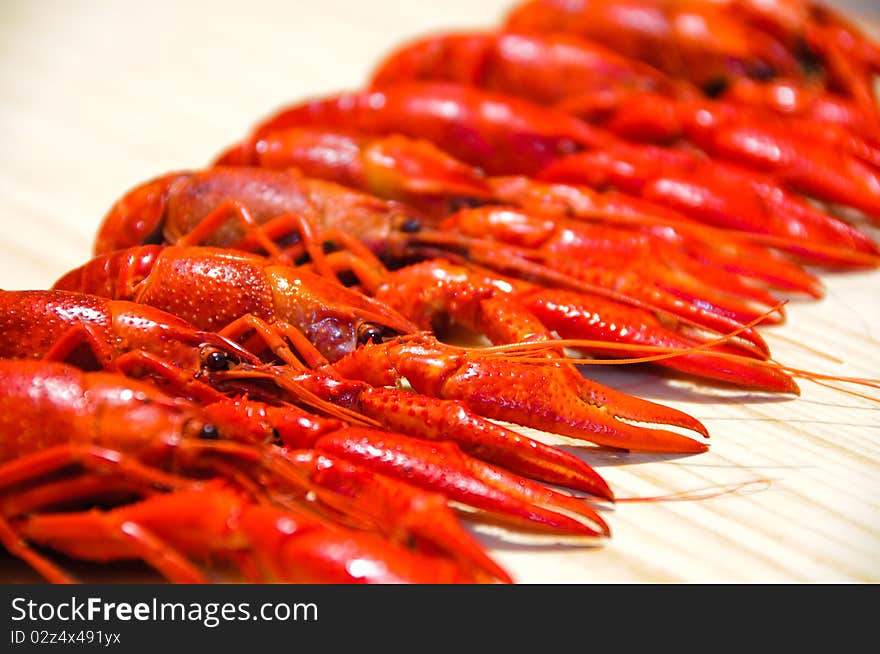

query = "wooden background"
[1,0,878,583]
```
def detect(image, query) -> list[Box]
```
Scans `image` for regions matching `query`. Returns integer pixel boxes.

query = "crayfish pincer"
[54,245,711,454]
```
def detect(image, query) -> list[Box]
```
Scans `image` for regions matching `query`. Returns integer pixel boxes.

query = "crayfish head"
[93,172,190,255]
[85,373,201,456]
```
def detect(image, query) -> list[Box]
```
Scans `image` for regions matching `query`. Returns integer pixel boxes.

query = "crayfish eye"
[448,196,487,212]
[750,61,777,81]
[199,424,220,440]
[702,77,729,98]
[205,350,229,371]
[357,324,384,346]
[400,217,422,233]
[795,39,822,75]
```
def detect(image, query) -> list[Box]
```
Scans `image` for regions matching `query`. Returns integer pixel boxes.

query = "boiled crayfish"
[4,0,879,584]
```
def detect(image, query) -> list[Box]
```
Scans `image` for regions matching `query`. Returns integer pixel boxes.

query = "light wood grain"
[1,0,878,583]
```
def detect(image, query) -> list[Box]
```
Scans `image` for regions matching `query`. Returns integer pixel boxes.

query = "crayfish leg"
[0,517,76,584]
[0,445,197,495]
[16,509,208,583]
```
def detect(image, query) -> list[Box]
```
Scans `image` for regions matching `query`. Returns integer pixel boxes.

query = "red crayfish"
[4,0,878,584]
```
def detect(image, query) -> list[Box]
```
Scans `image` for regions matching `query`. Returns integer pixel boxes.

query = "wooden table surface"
[1,0,878,583]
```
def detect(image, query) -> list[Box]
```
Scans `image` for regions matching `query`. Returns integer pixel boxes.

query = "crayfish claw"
[314,428,609,537]
[334,337,709,454]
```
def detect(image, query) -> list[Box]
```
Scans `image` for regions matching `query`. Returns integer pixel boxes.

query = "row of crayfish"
[3,0,879,583]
